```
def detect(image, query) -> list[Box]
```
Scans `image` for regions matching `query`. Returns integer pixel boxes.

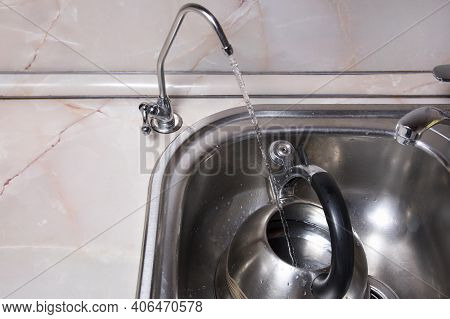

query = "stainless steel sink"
[137,104,450,299]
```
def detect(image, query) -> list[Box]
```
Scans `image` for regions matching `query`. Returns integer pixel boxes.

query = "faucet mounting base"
[151,112,183,134]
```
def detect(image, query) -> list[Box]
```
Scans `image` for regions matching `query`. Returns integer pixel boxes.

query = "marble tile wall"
[0,0,449,73]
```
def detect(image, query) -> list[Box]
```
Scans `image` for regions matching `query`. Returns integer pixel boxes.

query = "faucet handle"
[139,102,152,135]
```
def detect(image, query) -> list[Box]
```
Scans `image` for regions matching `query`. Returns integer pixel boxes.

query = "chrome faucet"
[394,107,450,145]
[139,3,233,135]
[394,65,450,170]
[394,106,450,171]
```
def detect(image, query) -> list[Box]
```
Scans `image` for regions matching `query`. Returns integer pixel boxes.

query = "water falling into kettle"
[228,55,298,267]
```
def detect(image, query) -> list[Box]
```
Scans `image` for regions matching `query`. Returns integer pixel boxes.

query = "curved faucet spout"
[395,106,450,145]
[157,3,233,98]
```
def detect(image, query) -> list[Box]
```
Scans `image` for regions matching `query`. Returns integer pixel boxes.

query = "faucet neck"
[156,3,233,99]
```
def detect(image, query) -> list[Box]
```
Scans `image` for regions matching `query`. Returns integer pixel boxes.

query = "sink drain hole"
[369,286,387,299]
[368,276,398,299]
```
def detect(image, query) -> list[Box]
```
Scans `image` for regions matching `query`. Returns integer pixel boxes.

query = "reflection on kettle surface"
[215,199,371,299]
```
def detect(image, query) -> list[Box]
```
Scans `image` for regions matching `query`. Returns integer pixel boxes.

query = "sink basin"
[138,104,450,299]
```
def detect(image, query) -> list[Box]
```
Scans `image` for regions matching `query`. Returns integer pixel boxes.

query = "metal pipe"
[157,3,233,98]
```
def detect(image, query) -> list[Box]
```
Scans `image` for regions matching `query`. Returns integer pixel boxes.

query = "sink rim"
[136,103,450,298]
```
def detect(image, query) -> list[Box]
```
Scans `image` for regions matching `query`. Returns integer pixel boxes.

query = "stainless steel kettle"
[215,141,370,299]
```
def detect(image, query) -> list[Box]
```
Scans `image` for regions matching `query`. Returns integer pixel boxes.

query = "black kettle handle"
[309,171,354,298]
